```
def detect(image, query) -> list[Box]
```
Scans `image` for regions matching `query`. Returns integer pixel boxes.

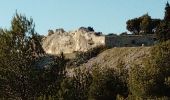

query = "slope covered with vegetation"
[0,2,170,100]
[65,41,170,100]
[80,47,151,70]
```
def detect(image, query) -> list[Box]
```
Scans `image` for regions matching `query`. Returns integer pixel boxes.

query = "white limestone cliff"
[42,27,105,54]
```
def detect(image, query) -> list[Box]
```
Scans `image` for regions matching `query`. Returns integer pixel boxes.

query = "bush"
[128,40,170,98]
[0,13,67,99]
[0,12,45,99]
[58,68,92,100]
[88,67,127,100]
[68,45,108,67]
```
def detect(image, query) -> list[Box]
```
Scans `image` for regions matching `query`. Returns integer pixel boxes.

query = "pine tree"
[0,12,44,99]
[164,1,170,22]
[156,2,170,41]
[140,14,152,34]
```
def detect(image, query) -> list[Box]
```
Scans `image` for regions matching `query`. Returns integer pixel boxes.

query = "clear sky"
[0,0,169,35]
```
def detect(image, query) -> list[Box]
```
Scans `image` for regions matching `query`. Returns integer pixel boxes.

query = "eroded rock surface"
[42,27,105,54]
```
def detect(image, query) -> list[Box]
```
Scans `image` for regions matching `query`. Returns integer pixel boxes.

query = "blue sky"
[0,0,169,35]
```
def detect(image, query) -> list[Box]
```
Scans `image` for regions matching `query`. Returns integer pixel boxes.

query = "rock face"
[42,27,156,55]
[42,27,105,54]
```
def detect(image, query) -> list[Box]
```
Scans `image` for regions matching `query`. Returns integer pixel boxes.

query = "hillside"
[78,47,151,70]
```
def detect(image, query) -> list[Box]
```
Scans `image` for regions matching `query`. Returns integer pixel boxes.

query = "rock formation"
[42,27,156,55]
[42,27,105,54]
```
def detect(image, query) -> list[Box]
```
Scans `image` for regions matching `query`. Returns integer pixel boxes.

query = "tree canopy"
[156,2,170,41]
[126,14,161,35]
[0,12,68,99]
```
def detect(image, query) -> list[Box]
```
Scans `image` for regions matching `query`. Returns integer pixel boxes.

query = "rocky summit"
[42,27,105,55]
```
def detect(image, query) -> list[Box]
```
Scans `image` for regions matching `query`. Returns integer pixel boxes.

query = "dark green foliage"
[150,41,170,96]
[115,60,129,97]
[156,21,170,42]
[156,2,170,42]
[94,32,102,36]
[33,53,68,97]
[120,32,128,36]
[87,26,94,32]
[1,2,170,99]
[36,95,56,100]
[88,67,127,100]
[48,30,54,36]
[58,68,92,100]
[0,13,45,99]
[128,40,170,98]
[0,13,67,99]
[140,14,152,34]
[165,2,170,22]
[129,65,161,98]
[68,45,108,67]
[58,66,128,100]
[155,3,170,42]
[126,17,141,34]
[126,14,161,35]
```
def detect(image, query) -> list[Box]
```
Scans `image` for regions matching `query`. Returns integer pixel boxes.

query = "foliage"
[0,12,45,99]
[58,68,92,100]
[140,14,152,34]
[164,2,170,22]
[126,14,161,35]
[128,65,161,98]
[128,40,170,99]
[155,2,170,42]
[94,32,102,36]
[0,13,67,99]
[1,2,170,100]
[87,26,94,32]
[48,30,54,36]
[126,17,141,34]
[156,21,170,41]
[33,53,68,97]
[88,67,128,100]
[120,32,128,36]
[68,45,108,67]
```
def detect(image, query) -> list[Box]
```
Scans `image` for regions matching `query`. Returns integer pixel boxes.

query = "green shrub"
[58,68,92,100]
[68,45,108,67]
[128,40,170,98]
[88,67,127,100]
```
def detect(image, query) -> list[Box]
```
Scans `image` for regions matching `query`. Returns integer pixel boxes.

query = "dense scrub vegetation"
[57,41,170,100]
[68,45,108,67]
[128,40,170,99]
[0,2,170,100]
[0,13,68,99]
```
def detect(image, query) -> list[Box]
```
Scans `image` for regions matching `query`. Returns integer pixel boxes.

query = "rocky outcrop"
[42,27,105,55]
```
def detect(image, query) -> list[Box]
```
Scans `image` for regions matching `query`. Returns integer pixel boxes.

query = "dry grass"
[79,47,151,70]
